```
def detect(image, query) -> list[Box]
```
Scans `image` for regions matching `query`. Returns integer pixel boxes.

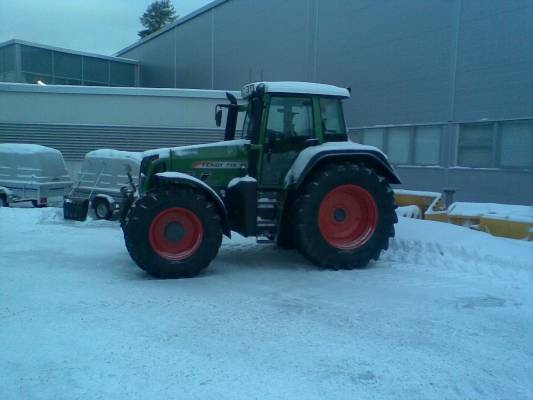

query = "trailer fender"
[0,186,13,204]
[155,172,231,237]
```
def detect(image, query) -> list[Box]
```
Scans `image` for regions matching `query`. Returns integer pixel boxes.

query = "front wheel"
[292,163,396,269]
[122,187,223,278]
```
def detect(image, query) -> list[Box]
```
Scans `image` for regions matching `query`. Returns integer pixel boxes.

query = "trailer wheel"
[122,187,223,278]
[93,198,113,220]
[292,162,396,269]
[0,195,7,207]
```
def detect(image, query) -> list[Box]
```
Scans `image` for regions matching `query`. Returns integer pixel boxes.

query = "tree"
[138,0,178,38]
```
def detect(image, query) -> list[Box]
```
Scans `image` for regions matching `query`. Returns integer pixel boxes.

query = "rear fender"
[155,172,231,237]
[284,149,401,191]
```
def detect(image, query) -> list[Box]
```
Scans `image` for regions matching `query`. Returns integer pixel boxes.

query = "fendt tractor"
[121,82,401,278]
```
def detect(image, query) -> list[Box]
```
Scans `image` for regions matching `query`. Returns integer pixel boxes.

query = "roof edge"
[114,0,230,56]
[0,39,138,64]
[0,82,240,99]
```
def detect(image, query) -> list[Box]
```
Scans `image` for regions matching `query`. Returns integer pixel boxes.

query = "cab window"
[320,97,347,135]
[266,97,313,138]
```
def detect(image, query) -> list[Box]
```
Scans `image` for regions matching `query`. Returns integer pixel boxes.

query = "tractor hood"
[141,139,250,190]
[143,139,250,160]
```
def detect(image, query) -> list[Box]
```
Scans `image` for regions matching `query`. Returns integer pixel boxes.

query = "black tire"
[31,200,46,208]
[0,195,7,207]
[122,187,223,278]
[92,198,113,220]
[292,162,396,269]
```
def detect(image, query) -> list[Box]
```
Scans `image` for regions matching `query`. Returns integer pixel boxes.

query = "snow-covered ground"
[1,207,532,400]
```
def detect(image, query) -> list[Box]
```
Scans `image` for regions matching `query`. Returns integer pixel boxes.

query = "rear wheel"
[122,187,223,278]
[292,163,396,269]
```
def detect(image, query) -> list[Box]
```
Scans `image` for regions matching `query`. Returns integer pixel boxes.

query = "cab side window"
[320,98,347,140]
[266,97,313,138]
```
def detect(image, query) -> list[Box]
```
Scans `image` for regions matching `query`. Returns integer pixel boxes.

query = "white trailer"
[0,143,72,207]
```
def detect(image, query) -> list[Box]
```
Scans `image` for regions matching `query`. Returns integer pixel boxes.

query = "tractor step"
[256,236,274,244]
[257,196,279,220]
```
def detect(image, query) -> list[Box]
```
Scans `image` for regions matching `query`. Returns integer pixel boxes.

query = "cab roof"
[242,81,350,99]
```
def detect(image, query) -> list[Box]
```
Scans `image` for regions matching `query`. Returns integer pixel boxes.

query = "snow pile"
[449,202,533,224]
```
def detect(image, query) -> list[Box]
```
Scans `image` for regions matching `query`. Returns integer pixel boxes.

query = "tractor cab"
[217,81,352,187]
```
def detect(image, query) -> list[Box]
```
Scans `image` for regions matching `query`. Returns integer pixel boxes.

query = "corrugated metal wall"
[117,0,533,205]
[0,122,223,160]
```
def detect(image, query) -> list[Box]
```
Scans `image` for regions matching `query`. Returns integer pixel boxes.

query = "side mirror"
[215,108,222,127]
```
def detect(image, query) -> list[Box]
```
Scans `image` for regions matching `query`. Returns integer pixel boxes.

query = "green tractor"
[121,82,400,278]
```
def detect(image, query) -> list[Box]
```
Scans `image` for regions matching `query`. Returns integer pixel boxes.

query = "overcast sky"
[0,0,212,55]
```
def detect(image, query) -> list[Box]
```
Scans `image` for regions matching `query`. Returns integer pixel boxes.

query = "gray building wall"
[106,1,533,204]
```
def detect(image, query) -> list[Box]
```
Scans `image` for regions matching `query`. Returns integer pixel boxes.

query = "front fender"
[155,172,231,237]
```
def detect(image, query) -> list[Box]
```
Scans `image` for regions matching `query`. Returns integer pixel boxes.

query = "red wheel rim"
[149,207,203,261]
[318,184,378,250]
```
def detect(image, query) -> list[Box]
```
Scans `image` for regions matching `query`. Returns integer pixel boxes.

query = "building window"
[54,52,82,80]
[414,125,441,165]
[457,120,533,169]
[21,45,53,75]
[0,45,16,82]
[388,127,412,164]
[84,57,109,85]
[110,61,135,86]
[458,123,494,168]
[499,120,533,169]
[355,125,442,166]
[362,128,385,149]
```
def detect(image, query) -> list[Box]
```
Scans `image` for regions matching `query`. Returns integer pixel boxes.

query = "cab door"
[259,95,316,187]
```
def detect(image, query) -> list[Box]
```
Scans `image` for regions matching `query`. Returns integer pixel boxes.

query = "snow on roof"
[242,82,350,98]
[0,143,61,155]
[86,149,143,162]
